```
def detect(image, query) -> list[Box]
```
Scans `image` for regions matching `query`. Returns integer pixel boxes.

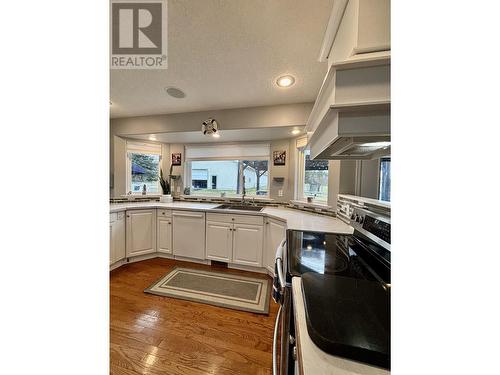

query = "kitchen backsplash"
[109,196,338,217]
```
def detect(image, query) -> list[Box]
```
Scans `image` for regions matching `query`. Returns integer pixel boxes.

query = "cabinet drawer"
[157,209,172,218]
[207,212,263,226]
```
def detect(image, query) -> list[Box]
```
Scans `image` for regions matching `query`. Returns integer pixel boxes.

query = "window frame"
[125,141,162,195]
[378,157,391,202]
[296,148,329,204]
[185,157,270,197]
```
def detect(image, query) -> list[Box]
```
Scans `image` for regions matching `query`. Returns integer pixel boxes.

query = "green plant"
[159,168,171,195]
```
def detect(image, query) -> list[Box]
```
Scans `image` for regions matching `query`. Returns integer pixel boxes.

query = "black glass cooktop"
[287,231,383,282]
[287,230,391,369]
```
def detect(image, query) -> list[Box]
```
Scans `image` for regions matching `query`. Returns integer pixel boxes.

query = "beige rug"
[144,267,271,314]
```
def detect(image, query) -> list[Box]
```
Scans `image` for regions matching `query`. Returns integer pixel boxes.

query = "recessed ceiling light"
[212,132,221,138]
[276,75,295,88]
[165,87,186,98]
[291,129,301,135]
[149,135,157,141]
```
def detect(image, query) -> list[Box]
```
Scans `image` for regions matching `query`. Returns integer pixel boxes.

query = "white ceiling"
[126,125,305,144]
[110,0,334,118]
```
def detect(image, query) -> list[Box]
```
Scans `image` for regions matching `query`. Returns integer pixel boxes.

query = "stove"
[274,204,391,372]
[272,205,391,373]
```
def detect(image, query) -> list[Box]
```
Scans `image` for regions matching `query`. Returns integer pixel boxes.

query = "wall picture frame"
[171,153,182,166]
[273,150,286,166]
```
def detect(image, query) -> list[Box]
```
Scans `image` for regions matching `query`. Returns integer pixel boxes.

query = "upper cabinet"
[306,0,391,161]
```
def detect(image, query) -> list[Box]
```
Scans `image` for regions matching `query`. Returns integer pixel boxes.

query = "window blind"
[296,136,308,149]
[185,143,270,160]
[126,141,162,155]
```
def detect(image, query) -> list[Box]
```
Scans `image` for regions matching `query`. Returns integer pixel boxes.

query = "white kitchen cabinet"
[232,223,264,267]
[265,218,287,275]
[110,212,126,265]
[172,211,206,260]
[157,213,172,254]
[126,209,156,257]
[206,220,233,262]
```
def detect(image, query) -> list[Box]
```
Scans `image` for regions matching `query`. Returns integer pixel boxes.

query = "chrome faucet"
[241,176,246,204]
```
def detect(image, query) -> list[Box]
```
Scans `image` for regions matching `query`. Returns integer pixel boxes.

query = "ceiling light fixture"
[202,118,220,137]
[276,75,295,88]
[149,135,157,141]
[291,129,301,135]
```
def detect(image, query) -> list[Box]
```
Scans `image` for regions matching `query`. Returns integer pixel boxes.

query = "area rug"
[144,267,271,314]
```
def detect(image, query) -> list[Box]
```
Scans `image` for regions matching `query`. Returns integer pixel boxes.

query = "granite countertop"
[292,277,389,375]
[110,202,353,235]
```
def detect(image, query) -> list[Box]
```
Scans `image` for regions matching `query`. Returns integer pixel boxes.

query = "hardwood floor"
[110,258,278,375]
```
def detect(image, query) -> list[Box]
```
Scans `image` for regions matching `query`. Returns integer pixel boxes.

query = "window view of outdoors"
[379,158,391,201]
[304,149,329,202]
[190,160,269,196]
[130,153,160,193]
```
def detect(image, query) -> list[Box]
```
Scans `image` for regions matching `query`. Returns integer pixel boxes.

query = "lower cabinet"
[110,212,125,265]
[157,211,172,254]
[264,218,287,274]
[206,213,264,267]
[206,221,233,262]
[232,223,263,267]
[126,209,156,257]
[172,211,206,259]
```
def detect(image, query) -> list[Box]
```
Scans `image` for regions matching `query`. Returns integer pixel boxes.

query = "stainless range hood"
[326,137,391,159]
[309,101,390,160]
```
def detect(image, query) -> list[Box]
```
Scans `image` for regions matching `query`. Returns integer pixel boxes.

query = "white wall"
[111,103,313,136]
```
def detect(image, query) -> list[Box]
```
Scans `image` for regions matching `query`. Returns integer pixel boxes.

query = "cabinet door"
[206,220,233,262]
[112,213,126,263]
[232,223,263,267]
[115,214,126,261]
[157,217,172,254]
[265,219,287,275]
[126,209,156,257]
[109,222,115,265]
[172,211,206,260]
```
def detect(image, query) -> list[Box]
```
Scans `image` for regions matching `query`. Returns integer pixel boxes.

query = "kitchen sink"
[214,204,264,212]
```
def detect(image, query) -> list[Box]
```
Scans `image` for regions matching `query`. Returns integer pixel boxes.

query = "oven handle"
[272,304,282,375]
[275,239,286,289]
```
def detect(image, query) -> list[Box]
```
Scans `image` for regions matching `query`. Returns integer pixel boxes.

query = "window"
[300,149,329,202]
[379,158,391,201]
[127,141,161,194]
[189,160,269,196]
[185,144,270,196]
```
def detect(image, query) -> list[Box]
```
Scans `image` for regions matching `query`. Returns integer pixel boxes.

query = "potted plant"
[159,168,172,203]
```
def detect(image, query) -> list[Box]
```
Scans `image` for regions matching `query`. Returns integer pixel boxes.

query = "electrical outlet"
[278,189,283,197]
